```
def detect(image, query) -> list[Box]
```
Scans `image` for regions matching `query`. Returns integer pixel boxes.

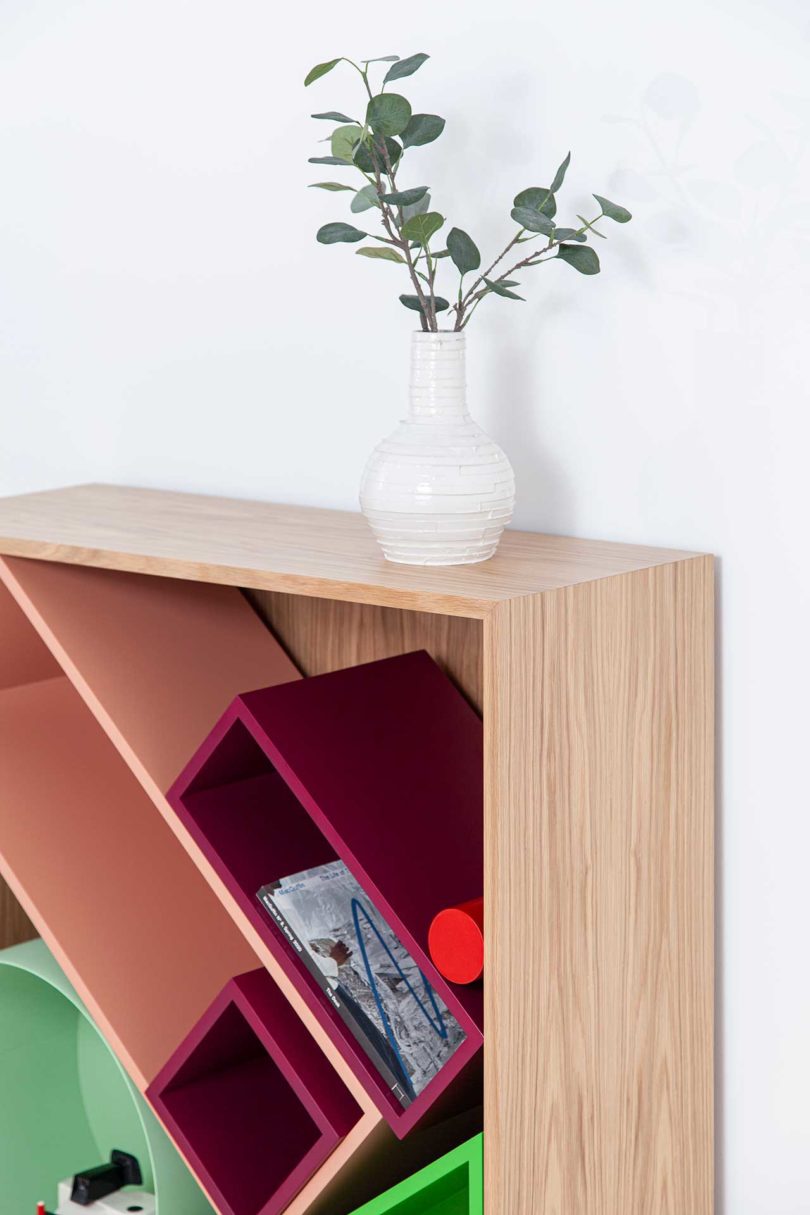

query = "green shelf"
[347,1135,482,1215]
[0,937,212,1215]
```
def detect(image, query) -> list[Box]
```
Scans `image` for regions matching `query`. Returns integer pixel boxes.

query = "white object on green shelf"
[0,937,212,1215]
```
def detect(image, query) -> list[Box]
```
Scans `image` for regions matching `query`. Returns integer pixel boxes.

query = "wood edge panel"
[0,540,494,619]
[483,555,714,1214]
[0,484,702,618]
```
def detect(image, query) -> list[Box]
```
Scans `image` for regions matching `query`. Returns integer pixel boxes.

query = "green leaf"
[362,55,399,63]
[353,134,403,173]
[331,124,362,162]
[356,246,406,263]
[401,211,444,245]
[593,194,632,223]
[380,186,429,207]
[366,93,412,137]
[511,206,554,235]
[399,294,450,313]
[401,113,446,148]
[308,156,353,166]
[513,186,557,219]
[552,227,586,242]
[316,222,366,244]
[446,227,481,275]
[311,110,355,123]
[485,278,525,300]
[309,182,355,193]
[557,244,601,274]
[384,52,429,83]
[304,59,341,87]
[402,190,431,221]
[550,151,571,194]
[351,184,381,213]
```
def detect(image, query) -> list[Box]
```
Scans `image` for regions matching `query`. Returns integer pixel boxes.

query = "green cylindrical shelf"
[0,937,212,1215]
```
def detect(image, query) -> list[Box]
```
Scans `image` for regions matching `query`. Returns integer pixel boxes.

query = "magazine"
[257,859,466,1108]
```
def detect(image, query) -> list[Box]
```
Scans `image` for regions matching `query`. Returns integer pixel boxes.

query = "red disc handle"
[428,897,484,985]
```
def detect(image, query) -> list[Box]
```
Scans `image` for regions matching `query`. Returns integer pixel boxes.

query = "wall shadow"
[483,334,576,534]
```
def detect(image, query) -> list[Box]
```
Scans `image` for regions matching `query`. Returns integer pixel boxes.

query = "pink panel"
[0,557,300,795]
[0,675,258,1088]
[0,580,61,690]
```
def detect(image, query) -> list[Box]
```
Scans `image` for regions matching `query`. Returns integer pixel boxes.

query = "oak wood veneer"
[0,483,696,616]
[0,484,714,1215]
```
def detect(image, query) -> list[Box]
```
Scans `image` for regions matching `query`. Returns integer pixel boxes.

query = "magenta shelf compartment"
[166,650,484,1138]
[146,968,362,1215]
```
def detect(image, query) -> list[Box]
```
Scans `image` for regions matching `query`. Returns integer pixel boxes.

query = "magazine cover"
[257,859,466,1109]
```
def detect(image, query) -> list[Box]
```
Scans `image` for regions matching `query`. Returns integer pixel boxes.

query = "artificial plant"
[306,53,632,332]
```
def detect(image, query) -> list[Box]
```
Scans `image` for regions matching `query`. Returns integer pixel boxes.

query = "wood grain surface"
[248,591,483,710]
[0,484,697,617]
[484,555,714,1215]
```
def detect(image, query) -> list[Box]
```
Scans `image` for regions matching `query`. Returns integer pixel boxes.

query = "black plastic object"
[70,1150,143,1206]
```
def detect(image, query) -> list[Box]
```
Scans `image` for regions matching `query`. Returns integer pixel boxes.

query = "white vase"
[359,331,515,565]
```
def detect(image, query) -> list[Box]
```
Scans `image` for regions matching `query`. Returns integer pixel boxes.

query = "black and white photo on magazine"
[258,859,466,1108]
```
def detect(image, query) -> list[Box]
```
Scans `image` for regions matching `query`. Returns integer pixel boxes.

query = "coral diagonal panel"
[0,556,299,794]
[0,674,257,1089]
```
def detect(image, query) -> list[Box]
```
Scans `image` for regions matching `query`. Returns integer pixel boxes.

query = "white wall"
[1,1,808,1209]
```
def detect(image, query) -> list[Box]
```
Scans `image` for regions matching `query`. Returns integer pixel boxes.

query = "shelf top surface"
[0,484,700,616]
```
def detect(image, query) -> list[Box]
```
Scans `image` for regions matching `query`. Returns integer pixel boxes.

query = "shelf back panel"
[248,591,482,712]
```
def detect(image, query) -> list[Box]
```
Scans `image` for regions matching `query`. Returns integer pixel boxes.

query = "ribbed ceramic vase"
[360,331,515,565]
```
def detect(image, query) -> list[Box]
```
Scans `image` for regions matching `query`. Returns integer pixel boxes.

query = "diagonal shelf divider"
[0,668,256,1089]
[0,556,479,1215]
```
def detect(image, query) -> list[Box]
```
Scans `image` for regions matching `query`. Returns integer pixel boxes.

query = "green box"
[348,1134,483,1215]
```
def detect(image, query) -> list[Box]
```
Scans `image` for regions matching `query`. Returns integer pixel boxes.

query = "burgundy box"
[166,650,483,1136]
[147,968,362,1215]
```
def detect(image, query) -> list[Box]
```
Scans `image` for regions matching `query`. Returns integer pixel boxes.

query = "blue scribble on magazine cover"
[258,859,466,1107]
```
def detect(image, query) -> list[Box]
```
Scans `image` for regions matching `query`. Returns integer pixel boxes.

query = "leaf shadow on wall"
[484,334,577,535]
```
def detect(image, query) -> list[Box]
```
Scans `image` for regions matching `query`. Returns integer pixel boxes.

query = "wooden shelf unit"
[0,484,714,1215]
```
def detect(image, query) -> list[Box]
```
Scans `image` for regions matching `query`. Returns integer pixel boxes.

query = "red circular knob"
[428,897,484,985]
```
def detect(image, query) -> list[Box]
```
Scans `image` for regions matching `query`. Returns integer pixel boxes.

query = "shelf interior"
[183,720,339,897]
[150,968,365,1215]
[160,1000,321,1215]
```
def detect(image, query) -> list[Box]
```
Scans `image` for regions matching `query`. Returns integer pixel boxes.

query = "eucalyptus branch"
[457,229,525,314]
[305,51,633,330]
[368,143,431,327]
[424,242,438,329]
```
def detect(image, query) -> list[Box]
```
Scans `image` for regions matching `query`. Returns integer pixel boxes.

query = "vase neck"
[408,331,468,420]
